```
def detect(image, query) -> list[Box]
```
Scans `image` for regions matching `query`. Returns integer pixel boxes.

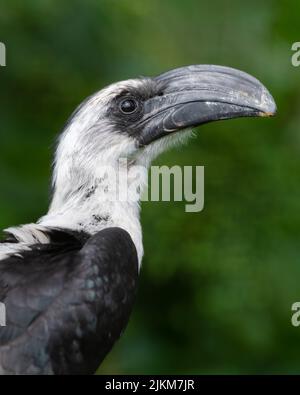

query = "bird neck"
[38,158,148,265]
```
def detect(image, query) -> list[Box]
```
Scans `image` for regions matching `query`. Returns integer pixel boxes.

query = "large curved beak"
[137,65,276,147]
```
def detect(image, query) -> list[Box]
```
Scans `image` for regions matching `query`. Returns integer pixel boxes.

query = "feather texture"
[0,227,138,375]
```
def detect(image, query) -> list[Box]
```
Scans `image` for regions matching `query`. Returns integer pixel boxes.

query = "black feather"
[0,227,138,375]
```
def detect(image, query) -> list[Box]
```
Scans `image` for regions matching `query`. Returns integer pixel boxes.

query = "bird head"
[55,64,276,166]
[51,65,276,207]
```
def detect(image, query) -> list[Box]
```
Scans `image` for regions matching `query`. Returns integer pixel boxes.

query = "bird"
[0,65,276,375]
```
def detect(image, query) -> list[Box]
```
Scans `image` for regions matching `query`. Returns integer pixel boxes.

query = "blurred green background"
[1,0,300,374]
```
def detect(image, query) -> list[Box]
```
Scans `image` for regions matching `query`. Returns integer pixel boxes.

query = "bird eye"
[119,98,138,114]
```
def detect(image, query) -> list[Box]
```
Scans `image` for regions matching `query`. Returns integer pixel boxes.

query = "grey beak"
[137,65,276,146]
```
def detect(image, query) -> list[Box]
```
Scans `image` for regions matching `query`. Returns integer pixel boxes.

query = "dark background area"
[1,0,300,374]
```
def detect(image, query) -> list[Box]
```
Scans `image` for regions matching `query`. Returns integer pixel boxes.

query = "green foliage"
[1,0,300,374]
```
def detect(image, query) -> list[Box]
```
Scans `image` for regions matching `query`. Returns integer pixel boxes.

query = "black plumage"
[0,228,138,375]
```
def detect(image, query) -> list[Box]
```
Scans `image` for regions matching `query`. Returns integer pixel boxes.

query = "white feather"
[0,78,192,268]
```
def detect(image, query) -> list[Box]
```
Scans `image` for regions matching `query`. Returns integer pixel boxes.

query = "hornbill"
[0,65,276,375]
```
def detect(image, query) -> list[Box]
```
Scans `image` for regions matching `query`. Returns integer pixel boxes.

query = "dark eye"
[119,98,138,114]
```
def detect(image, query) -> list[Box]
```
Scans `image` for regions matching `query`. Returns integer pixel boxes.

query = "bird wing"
[0,227,138,375]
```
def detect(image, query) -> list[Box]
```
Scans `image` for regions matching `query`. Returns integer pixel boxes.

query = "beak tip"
[259,111,276,118]
[259,110,276,118]
[259,87,277,117]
